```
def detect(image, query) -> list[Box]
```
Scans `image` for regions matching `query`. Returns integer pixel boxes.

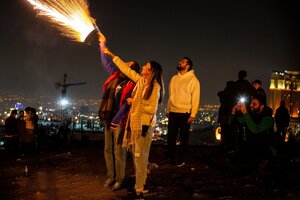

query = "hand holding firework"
[101,47,116,59]
[98,32,107,49]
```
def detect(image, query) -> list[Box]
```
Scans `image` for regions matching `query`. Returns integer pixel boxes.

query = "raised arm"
[98,33,119,74]
[101,47,141,83]
[100,51,119,74]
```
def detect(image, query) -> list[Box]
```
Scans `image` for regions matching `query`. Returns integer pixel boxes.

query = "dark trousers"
[167,112,190,163]
[277,126,287,144]
[4,135,19,154]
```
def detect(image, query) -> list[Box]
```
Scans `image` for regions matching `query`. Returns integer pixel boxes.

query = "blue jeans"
[104,124,126,183]
[132,127,153,193]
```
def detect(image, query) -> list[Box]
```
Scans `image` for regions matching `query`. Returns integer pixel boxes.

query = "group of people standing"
[97,33,200,199]
[217,70,291,174]
[4,107,39,155]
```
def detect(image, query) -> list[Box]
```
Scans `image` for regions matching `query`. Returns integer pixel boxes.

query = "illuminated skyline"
[1,0,299,104]
[269,70,300,118]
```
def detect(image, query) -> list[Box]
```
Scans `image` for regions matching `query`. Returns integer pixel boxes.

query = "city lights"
[59,98,69,106]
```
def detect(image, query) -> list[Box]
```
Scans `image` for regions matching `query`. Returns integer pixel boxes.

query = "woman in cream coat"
[101,44,164,198]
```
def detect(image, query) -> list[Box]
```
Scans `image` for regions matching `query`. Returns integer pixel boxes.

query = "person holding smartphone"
[231,94,275,174]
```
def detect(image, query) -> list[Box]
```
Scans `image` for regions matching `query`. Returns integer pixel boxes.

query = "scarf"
[119,81,136,128]
[123,78,145,148]
[103,72,118,92]
[99,72,119,123]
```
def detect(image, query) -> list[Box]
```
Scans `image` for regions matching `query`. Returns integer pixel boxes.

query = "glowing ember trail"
[26,0,97,42]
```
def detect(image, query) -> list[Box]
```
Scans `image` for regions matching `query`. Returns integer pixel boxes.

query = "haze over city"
[1,0,299,104]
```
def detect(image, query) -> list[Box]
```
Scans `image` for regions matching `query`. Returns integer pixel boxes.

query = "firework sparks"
[26,0,98,42]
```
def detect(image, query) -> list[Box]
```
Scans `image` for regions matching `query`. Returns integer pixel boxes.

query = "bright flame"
[285,134,289,143]
[215,126,221,141]
[26,0,96,42]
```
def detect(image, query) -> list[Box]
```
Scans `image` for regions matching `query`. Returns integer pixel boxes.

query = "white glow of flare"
[26,0,96,42]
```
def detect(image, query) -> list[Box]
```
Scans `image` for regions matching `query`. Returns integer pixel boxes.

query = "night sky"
[0,0,299,105]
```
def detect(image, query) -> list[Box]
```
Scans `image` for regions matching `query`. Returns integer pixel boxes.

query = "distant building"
[269,70,300,118]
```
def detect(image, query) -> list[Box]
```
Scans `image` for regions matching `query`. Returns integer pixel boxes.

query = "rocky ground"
[0,139,299,200]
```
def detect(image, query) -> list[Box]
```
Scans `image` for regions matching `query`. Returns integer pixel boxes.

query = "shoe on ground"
[177,162,186,167]
[127,188,149,194]
[103,178,114,188]
[111,181,122,191]
[141,189,149,194]
[143,184,149,194]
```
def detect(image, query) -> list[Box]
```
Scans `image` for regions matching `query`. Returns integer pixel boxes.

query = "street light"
[60,98,69,107]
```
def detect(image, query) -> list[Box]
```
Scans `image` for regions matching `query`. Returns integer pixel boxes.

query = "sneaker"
[111,181,122,191]
[177,162,186,167]
[103,178,114,188]
[141,189,149,194]
[127,188,149,194]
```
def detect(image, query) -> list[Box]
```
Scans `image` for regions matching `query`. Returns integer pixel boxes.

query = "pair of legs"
[167,112,190,164]
[23,130,36,154]
[132,128,153,194]
[276,126,288,144]
[104,124,126,185]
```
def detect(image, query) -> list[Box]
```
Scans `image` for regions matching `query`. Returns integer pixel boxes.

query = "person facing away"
[230,70,256,153]
[252,79,267,105]
[217,80,236,151]
[98,33,140,191]
[101,44,164,199]
[4,109,18,152]
[5,109,18,137]
[166,57,200,167]
[234,70,256,106]
[275,100,290,144]
[231,94,275,174]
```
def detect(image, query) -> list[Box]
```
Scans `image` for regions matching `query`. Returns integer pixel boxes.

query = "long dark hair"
[143,61,164,104]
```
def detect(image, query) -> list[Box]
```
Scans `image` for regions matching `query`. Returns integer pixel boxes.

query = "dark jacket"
[5,116,18,136]
[99,50,135,127]
[275,106,290,128]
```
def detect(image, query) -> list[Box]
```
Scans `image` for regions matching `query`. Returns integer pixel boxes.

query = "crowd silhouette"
[3,107,75,157]
[217,70,293,175]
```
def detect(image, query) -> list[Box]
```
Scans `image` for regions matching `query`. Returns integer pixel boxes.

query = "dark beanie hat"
[252,79,262,85]
[253,94,266,105]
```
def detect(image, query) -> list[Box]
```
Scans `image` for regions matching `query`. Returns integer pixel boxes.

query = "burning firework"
[26,0,99,44]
